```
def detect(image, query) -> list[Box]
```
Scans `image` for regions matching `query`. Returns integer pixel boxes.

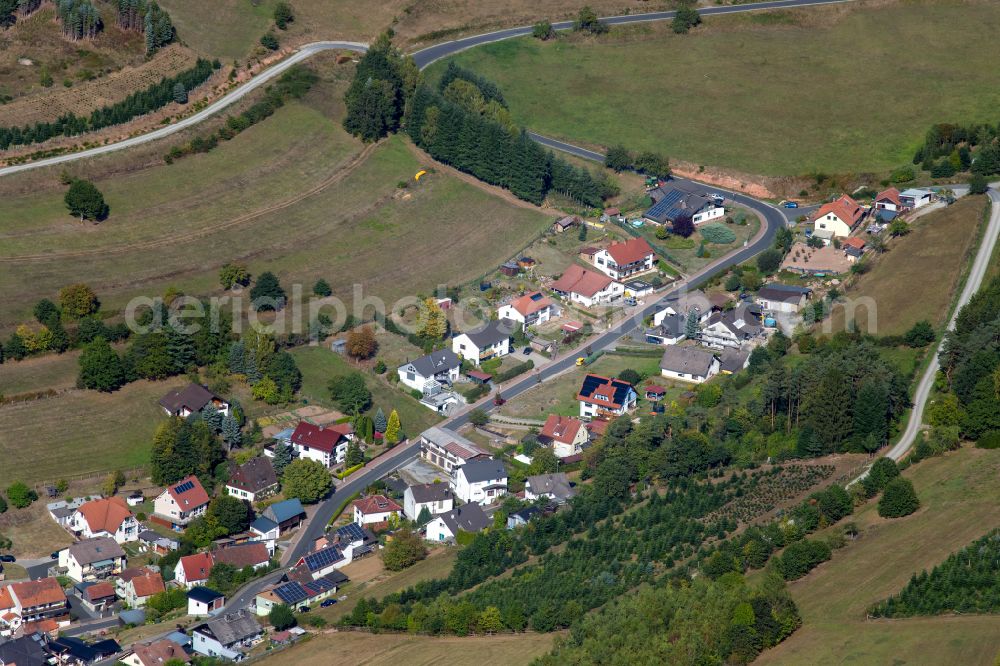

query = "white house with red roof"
[419,426,490,473]
[152,475,209,530]
[285,421,353,467]
[497,291,560,330]
[874,187,903,213]
[576,374,638,419]
[812,194,865,240]
[352,495,402,526]
[538,415,590,459]
[592,238,656,280]
[69,496,139,543]
[174,552,214,589]
[550,264,624,308]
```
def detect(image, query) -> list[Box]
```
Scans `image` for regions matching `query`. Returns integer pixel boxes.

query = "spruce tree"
[374,407,387,434]
[272,440,292,476]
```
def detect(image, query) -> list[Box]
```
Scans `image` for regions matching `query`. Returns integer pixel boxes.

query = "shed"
[466,370,492,385]
[499,262,519,277]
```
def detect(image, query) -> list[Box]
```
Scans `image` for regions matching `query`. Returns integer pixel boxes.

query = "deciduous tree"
[65,179,109,221]
[282,459,332,503]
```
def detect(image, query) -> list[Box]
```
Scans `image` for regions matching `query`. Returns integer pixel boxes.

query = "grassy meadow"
[428,0,1000,176]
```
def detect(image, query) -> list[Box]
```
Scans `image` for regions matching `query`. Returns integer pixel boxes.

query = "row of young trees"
[0,59,218,150]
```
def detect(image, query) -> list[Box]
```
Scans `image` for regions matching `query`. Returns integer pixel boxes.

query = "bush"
[269,604,297,630]
[6,482,37,509]
[969,173,989,195]
[878,477,919,518]
[756,248,783,274]
[532,21,555,40]
[890,166,915,183]
[699,223,736,244]
[672,6,701,34]
[382,527,428,571]
[975,430,1000,449]
[260,33,279,50]
[903,320,935,347]
[273,1,294,29]
[776,538,831,580]
[862,457,899,497]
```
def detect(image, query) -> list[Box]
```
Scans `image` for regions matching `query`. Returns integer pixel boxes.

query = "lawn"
[643,211,760,274]
[0,349,86,397]
[757,446,1000,665]
[825,195,988,336]
[0,500,75,558]
[0,377,187,488]
[427,0,1000,176]
[0,69,552,335]
[289,345,441,440]
[266,631,556,666]
[157,0,279,61]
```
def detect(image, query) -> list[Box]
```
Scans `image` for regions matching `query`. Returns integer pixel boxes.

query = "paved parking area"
[397,458,450,486]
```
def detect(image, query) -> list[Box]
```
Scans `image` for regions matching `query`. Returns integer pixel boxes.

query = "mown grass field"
[757,447,1000,665]
[0,377,187,487]
[428,0,1000,176]
[289,345,441,440]
[266,631,556,666]
[825,195,988,336]
[0,349,84,396]
[0,68,552,335]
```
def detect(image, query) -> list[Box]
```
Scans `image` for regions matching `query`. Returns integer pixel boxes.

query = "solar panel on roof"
[530,293,543,301]
[304,546,343,571]
[273,582,308,605]
[335,523,365,542]
[174,481,195,493]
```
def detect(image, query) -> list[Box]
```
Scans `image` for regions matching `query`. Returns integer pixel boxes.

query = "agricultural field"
[824,195,988,336]
[428,0,1000,176]
[266,631,556,666]
[0,348,85,396]
[0,62,553,336]
[0,376,188,488]
[0,7,153,112]
[0,43,201,127]
[757,447,1000,665]
[289,345,441,440]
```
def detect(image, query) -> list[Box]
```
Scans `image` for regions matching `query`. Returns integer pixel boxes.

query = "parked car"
[321,599,338,607]
[50,551,60,560]
[575,357,586,366]
[522,347,532,355]
[783,201,798,208]
[298,606,311,613]
[0,555,16,563]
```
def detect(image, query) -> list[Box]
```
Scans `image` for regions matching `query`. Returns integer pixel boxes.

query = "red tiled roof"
[508,291,554,317]
[843,237,866,250]
[353,495,402,515]
[212,542,269,569]
[130,572,165,598]
[551,264,614,298]
[9,578,66,608]
[290,421,347,454]
[576,374,634,410]
[0,587,13,611]
[77,496,134,535]
[539,415,585,445]
[83,582,115,602]
[586,419,610,437]
[813,195,864,228]
[133,639,189,666]
[645,385,667,395]
[562,321,583,332]
[444,440,487,460]
[179,552,214,583]
[875,187,901,206]
[605,237,655,266]
[21,618,59,636]
[466,370,492,381]
[167,475,209,511]
[579,246,600,257]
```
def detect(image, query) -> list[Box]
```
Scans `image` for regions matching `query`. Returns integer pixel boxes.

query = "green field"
[429,0,1000,176]
[757,447,1000,665]
[0,377,187,487]
[289,345,441,440]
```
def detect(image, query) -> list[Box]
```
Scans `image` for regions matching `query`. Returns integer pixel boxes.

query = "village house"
[191,610,263,661]
[899,188,934,209]
[645,309,689,346]
[213,542,271,573]
[225,457,279,503]
[592,237,656,280]
[249,518,279,556]
[137,530,178,556]
[68,496,139,544]
[701,305,765,350]
[660,346,720,384]
[48,636,122,664]
[757,284,812,314]
[419,426,491,473]
[294,544,347,580]
[174,552,214,589]
[843,236,867,262]
[537,415,589,459]
[550,264,624,307]
[254,572,344,616]
[403,483,454,521]
[78,581,117,613]
[497,291,560,330]
[576,374,638,419]
[262,498,306,534]
[187,587,225,617]
[653,289,713,326]
[352,495,402,527]
[283,421,353,468]
[719,348,751,375]
[524,473,576,504]
[643,183,725,227]
[507,506,540,530]
[121,570,164,608]
[812,194,865,241]
[158,383,229,418]
[152,476,209,531]
[874,187,902,213]
[452,459,508,505]
[120,638,190,666]
[425,503,492,542]
[552,215,579,233]
[61,537,127,583]
[0,579,69,636]
[397,349,462,393]
[451,319,513,366]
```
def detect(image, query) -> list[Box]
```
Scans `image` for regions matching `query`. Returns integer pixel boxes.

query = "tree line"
[0,58,218,150]
[912,121,1000,179]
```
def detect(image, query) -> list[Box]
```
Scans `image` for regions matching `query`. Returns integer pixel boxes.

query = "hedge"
[494,360,534,383]
[336,464,364,480]
[327,491,361,525]
[700,223,737,244]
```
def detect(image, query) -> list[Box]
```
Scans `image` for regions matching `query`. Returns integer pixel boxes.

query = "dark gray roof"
[0,634,50,666]
[188,586,225,603]
[644,183,717,224]
[197,610,262,646]
[407,482,453,504]
[227,457,277,494]
[250,517,279,534]
[457,458,507,484]
[438,504,491,534]
[404,350,461,378]
[69,536,125,565]
[706,306,763,338]
[758,284,811,303]
[719,348,750,374]
[526,473,576,501]
[660,346,717,376]
[458,319,514,349]
[651,312,686,338]
[158,383,219,413]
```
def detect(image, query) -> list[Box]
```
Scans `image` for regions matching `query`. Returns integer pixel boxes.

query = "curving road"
[0,0,858,177]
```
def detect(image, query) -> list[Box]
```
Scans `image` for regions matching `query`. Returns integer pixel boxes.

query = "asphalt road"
[445,134,787,430]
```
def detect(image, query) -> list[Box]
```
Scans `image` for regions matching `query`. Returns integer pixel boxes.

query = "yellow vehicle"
[575,357,586,366]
